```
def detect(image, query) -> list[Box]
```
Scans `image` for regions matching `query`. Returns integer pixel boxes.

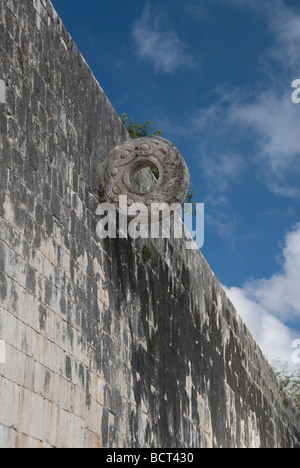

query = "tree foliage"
[120,113,197,206]
[273,361,300,412]
[120,113,162,139]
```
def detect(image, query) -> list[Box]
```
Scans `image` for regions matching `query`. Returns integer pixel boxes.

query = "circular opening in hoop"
[129,161,160,194]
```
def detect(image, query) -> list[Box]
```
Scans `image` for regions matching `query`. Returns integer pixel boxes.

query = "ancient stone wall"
[0,0,299,448]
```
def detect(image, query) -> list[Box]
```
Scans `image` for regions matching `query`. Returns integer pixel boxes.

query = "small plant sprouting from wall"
[120,113,161,179]
[273,361,300,412]
[120,113,162,140]
[141,245,154,264]
[120,113,197,204]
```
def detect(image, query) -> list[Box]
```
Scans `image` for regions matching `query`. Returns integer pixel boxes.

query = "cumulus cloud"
[192,86,300,197]
[202,152,245,193]
[231,93,300,167]
[222,0,300,75]
[205,210,238,243]
[229,91,300,197]
[200,152,244,240]
[243,225,300,320]
[132,5,195,73]
[191,0,300,198]
[229,0,300,70]
[224,224,300,366]
[224,286,296,365]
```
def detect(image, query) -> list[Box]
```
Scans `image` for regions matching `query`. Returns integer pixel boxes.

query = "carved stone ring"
[100,136,190,220]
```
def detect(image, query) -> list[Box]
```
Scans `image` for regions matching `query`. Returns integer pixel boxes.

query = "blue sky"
[51,0,300,366]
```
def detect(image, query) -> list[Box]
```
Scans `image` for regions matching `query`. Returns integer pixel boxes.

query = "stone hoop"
[100,136,190,220]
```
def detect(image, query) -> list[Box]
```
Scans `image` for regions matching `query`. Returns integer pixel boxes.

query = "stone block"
[0,0,298,450]
[0,80,6,104]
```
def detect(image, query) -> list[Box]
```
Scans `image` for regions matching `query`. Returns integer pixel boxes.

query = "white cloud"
[199,152,243,241]
[229,91,300,197]
[205,209,237,242]
[243,225,300,320]
[202,152,245,193]
[132,5,195,73]
[224,224,300,366]
[190,1,300,198]
[224,286,296,365]
[191,86,300,198]
[231,92,300,166]
[271,12,300,70]
[225,0,300,70]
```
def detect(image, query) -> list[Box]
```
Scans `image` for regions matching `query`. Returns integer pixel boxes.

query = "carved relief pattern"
[100,136,190,220]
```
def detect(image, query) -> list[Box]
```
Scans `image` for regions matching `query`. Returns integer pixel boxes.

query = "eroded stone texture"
[0,0,299,449]
[100,136,190,220]
[0,80,5,104]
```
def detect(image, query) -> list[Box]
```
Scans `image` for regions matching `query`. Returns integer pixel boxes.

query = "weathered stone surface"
[0,80,5,104]
[101,136,190,212]
[0,0,299,449]
[100,136,190,220]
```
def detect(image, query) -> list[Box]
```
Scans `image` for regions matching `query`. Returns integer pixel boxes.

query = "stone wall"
[0,0,299,448]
